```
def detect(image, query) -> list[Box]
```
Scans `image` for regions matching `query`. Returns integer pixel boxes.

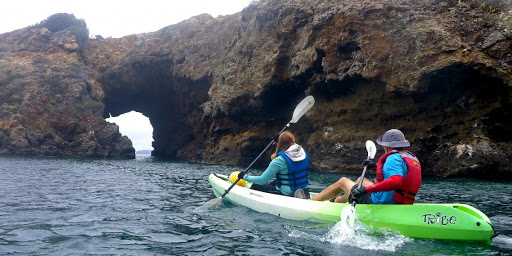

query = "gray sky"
[0,0,254,38]
[107,111,153,151]
[1,0,254,151]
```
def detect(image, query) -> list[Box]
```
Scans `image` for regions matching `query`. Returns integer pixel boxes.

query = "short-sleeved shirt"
[370,153,409,204]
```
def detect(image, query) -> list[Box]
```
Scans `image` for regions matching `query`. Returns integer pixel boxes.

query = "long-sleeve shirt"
[243,156,294,196]
[370,153,409,204]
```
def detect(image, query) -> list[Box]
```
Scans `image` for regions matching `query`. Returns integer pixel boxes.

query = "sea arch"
[100,56,211,158]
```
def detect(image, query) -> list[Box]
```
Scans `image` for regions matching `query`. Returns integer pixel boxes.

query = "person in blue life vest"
[311,129,422,204]
[237,131,311,198]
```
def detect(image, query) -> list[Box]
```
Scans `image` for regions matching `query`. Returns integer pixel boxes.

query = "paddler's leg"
[334,177,373,203]
[311,177,355,201]
[358,177,374,187]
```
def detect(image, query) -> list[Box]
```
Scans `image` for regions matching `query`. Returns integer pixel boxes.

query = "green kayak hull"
[208,173,495,244]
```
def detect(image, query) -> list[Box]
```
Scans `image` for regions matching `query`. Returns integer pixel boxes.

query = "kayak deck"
[208,173,495,244]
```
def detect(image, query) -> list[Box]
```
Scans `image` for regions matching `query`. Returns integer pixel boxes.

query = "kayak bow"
[208,173,495,244]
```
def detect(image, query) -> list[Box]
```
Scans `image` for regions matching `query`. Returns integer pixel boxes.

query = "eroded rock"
[0,0,511,178]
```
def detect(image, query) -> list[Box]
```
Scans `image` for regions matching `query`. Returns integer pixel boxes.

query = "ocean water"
[0,155,510,255]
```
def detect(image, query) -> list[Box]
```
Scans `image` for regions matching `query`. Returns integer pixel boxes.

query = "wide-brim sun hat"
[376,129,410,148]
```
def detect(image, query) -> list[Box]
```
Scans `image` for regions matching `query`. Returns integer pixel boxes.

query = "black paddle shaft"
[220,124,290,198]
[351,157,370,207]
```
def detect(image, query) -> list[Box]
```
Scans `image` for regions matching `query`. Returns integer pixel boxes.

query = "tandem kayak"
[208,173,496,244]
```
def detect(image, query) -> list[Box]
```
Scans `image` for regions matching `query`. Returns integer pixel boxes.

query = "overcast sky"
[0,0,253,38]
[106,111,154,151]
[1,0,254,152]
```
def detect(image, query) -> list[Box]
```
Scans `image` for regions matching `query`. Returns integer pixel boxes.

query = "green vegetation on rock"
[35,13,89,47]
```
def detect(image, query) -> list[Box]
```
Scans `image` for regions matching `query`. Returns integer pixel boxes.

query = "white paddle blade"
[366,140,377,160]
[340,205,355,228]
[291,96,315,123]
[202,197,222,208]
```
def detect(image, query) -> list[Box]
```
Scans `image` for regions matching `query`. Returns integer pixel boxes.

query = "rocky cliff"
[0,14,134,158]
[1,0,511,178]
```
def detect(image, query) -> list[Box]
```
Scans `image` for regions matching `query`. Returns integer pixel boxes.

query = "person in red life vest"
[311,129,422,204]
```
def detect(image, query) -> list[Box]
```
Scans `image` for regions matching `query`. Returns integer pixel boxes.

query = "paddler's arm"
[243,156,286,185]
[366,153,405,193]
[365,175,402,193]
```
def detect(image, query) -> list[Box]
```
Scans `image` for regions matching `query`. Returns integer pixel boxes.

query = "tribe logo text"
[421,212,457,225]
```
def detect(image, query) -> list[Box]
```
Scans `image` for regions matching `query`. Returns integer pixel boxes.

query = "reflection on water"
[0,156,510,255]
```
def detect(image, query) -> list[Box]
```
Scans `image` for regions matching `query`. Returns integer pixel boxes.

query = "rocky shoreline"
[1,0,511,178]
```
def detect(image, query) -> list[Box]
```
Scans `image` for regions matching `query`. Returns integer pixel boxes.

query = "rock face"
[1,1,512,178]
[0,14,134,158]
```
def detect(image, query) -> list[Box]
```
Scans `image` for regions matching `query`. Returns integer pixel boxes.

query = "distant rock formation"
[136,150,152,155]
[1,1,511,178]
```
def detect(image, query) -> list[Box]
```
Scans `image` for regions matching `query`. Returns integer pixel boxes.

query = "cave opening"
[100,57,211,159]
[106,111,154,155]
[414,63,512,142]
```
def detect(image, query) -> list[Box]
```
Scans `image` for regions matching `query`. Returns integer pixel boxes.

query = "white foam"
[288,221,410,252]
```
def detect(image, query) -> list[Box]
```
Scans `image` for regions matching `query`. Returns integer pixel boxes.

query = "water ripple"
[0,156,511,255]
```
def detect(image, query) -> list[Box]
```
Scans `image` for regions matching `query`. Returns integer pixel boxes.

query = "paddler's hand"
[362,159,375,169]
[237,171,246,180]
[351,185,367,199]
[273,134,279,143]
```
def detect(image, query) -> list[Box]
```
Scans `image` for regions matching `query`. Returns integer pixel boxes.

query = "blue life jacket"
[275,151,309,191]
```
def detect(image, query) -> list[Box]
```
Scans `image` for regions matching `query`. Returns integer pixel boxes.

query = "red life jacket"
[375,151,422,204]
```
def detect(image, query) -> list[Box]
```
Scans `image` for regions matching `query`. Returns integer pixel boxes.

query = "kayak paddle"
[339,140,377,227]
[203,96,315,207]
